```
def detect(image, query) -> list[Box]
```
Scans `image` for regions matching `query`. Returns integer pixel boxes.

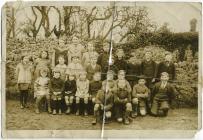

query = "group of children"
[15,38,177,125]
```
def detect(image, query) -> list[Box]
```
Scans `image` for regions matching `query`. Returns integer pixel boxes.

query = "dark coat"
[140,60,157,78]
[114,58,127,71]
[126,62,141,81]
[157,61,176,80]
[63,80,76,96]
[89,81,102,97]
[50,77,64,93]
[97,52,109,72]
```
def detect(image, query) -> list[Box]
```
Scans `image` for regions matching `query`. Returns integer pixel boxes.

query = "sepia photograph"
[1,0,202,138]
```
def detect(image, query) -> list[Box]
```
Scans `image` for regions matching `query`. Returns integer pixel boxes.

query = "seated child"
[50,68,64,115]
[63,73,76,114]
[66,56,84,79]
[34,68,51,114]
[89,72,102,104]
[55,55,67,81]
[92,89,114,125]
[132,76,150,117]
[75,71,90,116]
[114,70,132,125]
[86,56,101,81]
[102,70,117,93]
[151,72,176,117]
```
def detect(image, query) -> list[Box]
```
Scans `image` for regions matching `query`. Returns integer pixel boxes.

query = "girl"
[82,42,98,68]
[55,55,67,81]
[75,71,90,116]
[63,73,77,114]
[16,55,34,109]
[34,68,51,114]
[34,51,51,80]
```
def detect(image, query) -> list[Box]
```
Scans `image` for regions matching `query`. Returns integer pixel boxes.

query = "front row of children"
[33,65,176,125]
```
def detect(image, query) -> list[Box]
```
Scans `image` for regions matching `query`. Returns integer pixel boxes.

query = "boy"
[63,73,76,114]
[92,89,114,125]
[132,76,150,117]
[151,72,176,117]
[114,49,127,71]
[157,53,176,81]
[97,42,110,80]
[50,68,64,115]
[126,56,141,87]
[66,56,84,79]
[102,70,117,93]
[114,70,132,125]
[140,51,157,88]
[103,56,118,80]
[89,72,102,103]
[86,56,101,81]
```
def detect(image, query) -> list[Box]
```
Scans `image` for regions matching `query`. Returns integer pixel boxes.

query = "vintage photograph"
[1,1,202,138]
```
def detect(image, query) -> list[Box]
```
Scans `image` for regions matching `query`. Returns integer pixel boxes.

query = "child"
[140,51,157,88]
[86,56,101,81]
[102,70,117,93]
[151,72,176,117]
[114,49,127,71]
[55,55,67,81]
[66,56,84,79]
[89,72,102,104]
[34,68,51,114]
[103,56,118,80]
[131,76,149,117]
[92,89,114,125]
[63,73,76,114]
[114,70,132,125]
[82,42,98,68]
[16,55,34,109]
[157,53,176,81]
[75,71,90,116]
[34,51,51,80]
[50,68,64,115]
[97,42,110,80]
[126,56,141,87]
[68,36,85,64]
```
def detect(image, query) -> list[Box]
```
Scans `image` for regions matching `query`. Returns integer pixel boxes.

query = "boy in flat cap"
[151,72,176,117]
[131,75,150,117]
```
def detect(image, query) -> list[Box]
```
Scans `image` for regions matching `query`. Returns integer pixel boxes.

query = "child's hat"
[161,72,169,77]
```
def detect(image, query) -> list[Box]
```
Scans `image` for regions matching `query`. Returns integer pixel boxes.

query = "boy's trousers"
[151,99,169,115]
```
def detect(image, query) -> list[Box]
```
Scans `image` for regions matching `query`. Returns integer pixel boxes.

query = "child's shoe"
[124,118,130,125]
[92,118,97,125]
[76,110,79,116]
[58,109,62,115]
[48,107,52,114]
[66,107,70,114]
[52,109,57,115]
[35,109,40,114]
[84,110,88,116]
[117,118,123,123]
[20,105,24,109]
[131,111,138,118]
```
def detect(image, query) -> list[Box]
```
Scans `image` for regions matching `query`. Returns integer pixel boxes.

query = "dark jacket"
[50,77,64,93]
[97,52,109,72]
[126,62,141,81]
[63,80,76,96]
[157,61,176,80]
[114,58,127,71]
[151,82,176,104]
[140,60,157,78]
[89,81,102,97]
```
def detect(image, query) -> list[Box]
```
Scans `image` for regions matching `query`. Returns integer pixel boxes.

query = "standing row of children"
[15,37,177,125]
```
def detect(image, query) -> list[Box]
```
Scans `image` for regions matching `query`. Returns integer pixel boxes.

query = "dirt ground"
[5,100,198,130]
